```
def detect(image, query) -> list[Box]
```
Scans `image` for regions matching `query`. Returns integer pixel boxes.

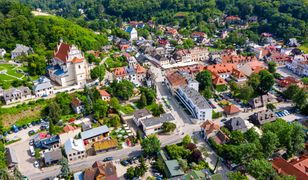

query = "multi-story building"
[32,76,54,97]
[287,54,308,77]
[64,138,86,162]
[48,41,90,87]
[111,64,146,86]
[3,86,32,105]
[173,47,209,63]
[165,70,199,94]
[11,44,33,59]
[125,27,138,41]
[176,86,212,121]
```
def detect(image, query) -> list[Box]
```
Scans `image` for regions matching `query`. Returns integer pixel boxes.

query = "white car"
[33,161,39,168]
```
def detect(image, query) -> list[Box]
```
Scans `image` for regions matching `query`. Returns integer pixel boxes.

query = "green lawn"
[0,64,25,81]
[299,42,308,54]
[104,57,128,69]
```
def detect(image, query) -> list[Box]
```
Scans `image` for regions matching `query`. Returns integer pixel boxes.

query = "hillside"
[0,0,108,55]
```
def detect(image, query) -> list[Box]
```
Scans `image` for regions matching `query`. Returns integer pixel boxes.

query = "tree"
[246,159,276,180]
[0,169,12,180]
[182,135,191,146]
[139,87,156,105]
[136,130,142,142]
[47,102,61,123]
[247,73,260,91]
[191,149,203,162]
[227,172,248,180]
[110,80,134,100]
[283,85,300,100]
[59,157,70,178]
[202,88,213,99]
[126,167,135,179]
[90,65,105,81]
[154,158,165,176]
[109,97,121,110]
[141,135,161,156]
[302,77,308,85]
[13,168,24,180]
[259,70,275,94]
[183,38,194,49]
[151,103,164,116]
[55,92,72,115]
[23,54,47,76]
[274,175,296,180]
[290,122,305,155]
[139,93,147,108]
[162,122,176,133]
[136,156,148,176]
[268,61,277,73]
[244,128,260,143]
[196,70,212,91]
[260,131,279,157]
[229,131,246,145]
[93,99,108,119]
[49,119,55,135]
[237,84,254,101]
[292,88,307,109]
[166,144,191,159]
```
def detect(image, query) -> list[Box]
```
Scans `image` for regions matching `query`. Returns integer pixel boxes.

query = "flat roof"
[179,86,211,109]
[81,125,109,140]
[165,160,184,177]
[141,113,175,127]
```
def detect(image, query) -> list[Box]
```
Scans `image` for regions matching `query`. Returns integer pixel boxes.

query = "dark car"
[120,160,129,166]
[28,130,35,136]
[103,157,113,162]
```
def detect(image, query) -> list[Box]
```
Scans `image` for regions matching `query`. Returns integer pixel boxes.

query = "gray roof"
[165,160,184,177]
[64,138,85,154]
[250,109,276,126]
[81,125,109,140]
[3,86,31,101]
[179,86,211,109]
[6,147,18,167]
[225,117,248,132]
[12,44,32,53]
[141,113,175,127]
[133,109,152,120]
[44,149,62,163]
[33,76,53,92]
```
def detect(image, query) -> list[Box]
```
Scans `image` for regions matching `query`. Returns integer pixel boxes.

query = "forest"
[19,0,308,41]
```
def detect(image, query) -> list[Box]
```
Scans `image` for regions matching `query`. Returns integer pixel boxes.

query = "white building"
[11,44,33,59]
[286,54,308,77]
[48,41,90,87]
[133,109,153,127]
[0,48,6,58]
[125,27,138,41]
[140,113,176,136]
[176,86,212,121]
[64,138,86,162]
[32,76,54,97]
[3,86,33,105]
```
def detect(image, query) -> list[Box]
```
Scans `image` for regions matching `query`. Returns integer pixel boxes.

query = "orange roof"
[54,42,71,62]
[166,71,187,87]
[135,65,146,74]
[206,63,236,74]
[72,57,84,63]
[290,155,308,174]
[221,54,257,64]
[224,104,240,115]
[212,75,226,85]
[71,97,82,107]
[272,157,308,180]
[63,125,78,133]
[201,120,220,134]
[112,67,127,76]
[232,69,246,79]
[98,89,110,97]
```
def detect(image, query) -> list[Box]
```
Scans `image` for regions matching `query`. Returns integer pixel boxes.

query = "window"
[78,65,81,69]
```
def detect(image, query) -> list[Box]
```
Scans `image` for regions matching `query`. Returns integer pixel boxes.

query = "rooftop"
[81,125,109,140]
[133,109,152,120]
[64,138,85,153]
[179,86,212,110]
[141,113,175,127]
[165,160,184,177]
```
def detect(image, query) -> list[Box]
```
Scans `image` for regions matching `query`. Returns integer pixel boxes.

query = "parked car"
[28,130,35,136]
[33,161,39,168]
[29,139,34,146]
[103,157,113,162]
[120,160,129,166]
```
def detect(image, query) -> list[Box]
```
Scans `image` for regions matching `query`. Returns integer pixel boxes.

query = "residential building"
[112,64,146,86]
[43,149,63,165]
[33,76,54,97]
[249,109,276,126]
[48,41,90,87]
[286,54,308,77]
[11,44,33,59]
[165,70,199,93]
[64,138,86,162]
[71,97,84,114]
[278,76,304,88]
[83,161,118,180]
[249,94,277,109]
[3,86,32,105]
[59,125,81,146]
[173,47,209,63]
[5,147,18,169]
[81,125,110,144]
[125,27,138,41]
[34,135,60,150]
[224,117,248,132]
[238,60,265,76]
[221,52,258,66]
[93,139,118,154]
[272,157,308,180]
[98,89,111,101]
[0,48,6,58]
[201,120,228,145]
[206,63,237,79]
[140,113,176,135]
[159,151,184,178]
[133,109,152,127]
[176,86,212,121]
[191,32,209,44]
[231,68,247,83]
[223,104,241,116]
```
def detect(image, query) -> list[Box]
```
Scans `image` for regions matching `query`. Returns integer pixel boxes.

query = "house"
[165,160,185,178]
[43,149,63,165]
[286,54,308,77]
[231,68,247,83]
[125,27,138,41]
[112,64,147,86]
[64,138,86,162]
[83,161,118,180]
[200,120,220,139]
[224,117,248,132]
[272,157,308,180]
[34,135,60,150]
[3,86,32,105]
[59,125,81,146]
[5,147,18,169]
[206,63,237,80]
[176,86,212,121]
[278,76,304,88]
[33,76,54,97]
[173,47,209,63]
[249,109,276,126]
[11,44,33,59]
[98,89,111,101]
[288,38,300,47]
[140,113,176,135]
[93,139,118,154]
[183,170,206,180]
[266,52,291,66]
[221,52,258,66]
[249,94,277,109]
[48,40,90,87]
[133,109,152,126]
[238,60,265,76]
[223,104,241,116]
[191,32,209,44]
[0,48,6,58]
[81,125,110,144]
[71,97,84,114]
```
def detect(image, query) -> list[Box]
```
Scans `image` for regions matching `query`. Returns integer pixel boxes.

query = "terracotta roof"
[54,42,70,62]
[232,69,246,79]
[221,54,257,64]
[290,155,308,174]
[191,32,206,38]
[201,120,220,134]
[224,104,241,115]
[112,67,127,77]
[98,89,110,97]
[212,130,229,144]
[63,125,78,133]
[72,57,84,63]
[272,157,308,180]
[71,97,82,107]
[166,71,187,87]
[279,77,303,88]
[135,65,146,74]
[212,75,226,85]
[206,63,236,75]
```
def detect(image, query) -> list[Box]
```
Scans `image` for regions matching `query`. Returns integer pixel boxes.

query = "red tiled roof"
[224,104,241,115]
[98,89,110,97]
[201,120,220,134]
[290,155,308,174]
[166,71,187,87]
[63,125,78,133]
[54,42,70,62]
[135,65,146,74]
[232,69,246,79]
[212,75,227,85]
[112,67,127,76]
[72,57,84,63]
[272,157,308,180]
[191,32,205,38]
[279,77,303,88]
[71,97,82,107]
[206,63,237,74]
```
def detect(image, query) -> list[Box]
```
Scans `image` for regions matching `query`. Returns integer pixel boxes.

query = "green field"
[0,64,25,81]
[299,42,308,54]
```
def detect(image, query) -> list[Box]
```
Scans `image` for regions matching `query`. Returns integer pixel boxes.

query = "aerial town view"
[0,0,307,180]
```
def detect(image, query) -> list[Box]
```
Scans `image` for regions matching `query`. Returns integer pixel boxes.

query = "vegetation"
[109,80,134,100]
[90,65,106,81]
[141,135,161,157]
[162,122,176,133]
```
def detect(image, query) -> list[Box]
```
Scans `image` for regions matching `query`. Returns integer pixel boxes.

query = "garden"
[0,64,26,81]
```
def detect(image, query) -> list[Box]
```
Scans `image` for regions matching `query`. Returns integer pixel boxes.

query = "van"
[29,145,35,157]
